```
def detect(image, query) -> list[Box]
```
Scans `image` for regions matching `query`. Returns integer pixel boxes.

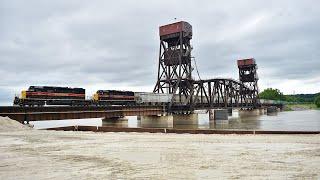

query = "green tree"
[259,88,285,101]
[314,95,320,108]
[284,95,298,102]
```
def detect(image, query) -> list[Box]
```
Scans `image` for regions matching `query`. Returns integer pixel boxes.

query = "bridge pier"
[239,109,261,117]
[140,113,198,128]
[102,116,128,127]
[140,115,173,128]
[227,108,232,116]
[173,113,198,126]
[258,108,265,115]
[266,106,278,114]
[209,109,229,124]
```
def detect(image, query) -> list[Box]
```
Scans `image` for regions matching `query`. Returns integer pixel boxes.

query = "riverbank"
[284,103,319,111]
[0,117,319,179]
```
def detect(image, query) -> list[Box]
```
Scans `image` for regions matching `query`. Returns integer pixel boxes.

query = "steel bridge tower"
[153,21,194,105]
[237,58,259,106]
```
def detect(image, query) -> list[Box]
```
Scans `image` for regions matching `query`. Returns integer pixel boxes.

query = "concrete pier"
[173,113,198,125]
[209,109,229,124]
[140,113,199,128]
[102,117,128,127]
[259,108,265,115]
[239,109,260,117]
[140,115,173,128]
[213,109,228,120]
[267,106,278,115]
[267,106,278,113]
[227,108,232,116]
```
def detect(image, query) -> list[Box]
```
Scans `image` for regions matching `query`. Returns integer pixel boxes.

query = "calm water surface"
[31,110,320,131]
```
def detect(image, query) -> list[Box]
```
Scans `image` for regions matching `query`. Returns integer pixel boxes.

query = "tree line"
[258,88,320,107]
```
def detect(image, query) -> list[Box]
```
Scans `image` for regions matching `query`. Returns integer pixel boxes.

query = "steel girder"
[177,78,256,110]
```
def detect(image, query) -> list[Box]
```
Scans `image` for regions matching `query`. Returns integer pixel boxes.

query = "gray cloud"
[0,0,319,105]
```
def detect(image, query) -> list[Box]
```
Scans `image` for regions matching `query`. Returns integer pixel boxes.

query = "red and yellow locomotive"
[14,86,86,106]
[92,90,135,106]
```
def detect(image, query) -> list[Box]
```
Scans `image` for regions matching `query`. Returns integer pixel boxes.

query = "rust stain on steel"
[159,21,192,37]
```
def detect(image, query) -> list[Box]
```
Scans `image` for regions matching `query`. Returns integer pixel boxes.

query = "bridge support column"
[140,115,173,128]
[266,106,278,114]
[239,109,260,117]
[102,117,128,127]
[227,108,232,116]
[257,108,265,115]
[173,113,198,126]
[209,109,228,124]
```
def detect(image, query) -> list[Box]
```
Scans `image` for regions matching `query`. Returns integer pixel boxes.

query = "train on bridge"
[13,86,172,107]
[13,83,257,109]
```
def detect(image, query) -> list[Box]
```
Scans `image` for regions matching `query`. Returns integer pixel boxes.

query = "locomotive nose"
[93,93,99,101]
[21,90,26,99]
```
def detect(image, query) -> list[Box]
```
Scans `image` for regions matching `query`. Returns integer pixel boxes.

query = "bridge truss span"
[191,78,255,109]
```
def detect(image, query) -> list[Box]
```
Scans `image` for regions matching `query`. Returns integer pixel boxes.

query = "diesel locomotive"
[13,86,159,107]
[92,90,136,106]
[13,86,87,106]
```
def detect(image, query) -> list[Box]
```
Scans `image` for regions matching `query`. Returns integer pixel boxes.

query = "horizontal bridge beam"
[0,106,164,122]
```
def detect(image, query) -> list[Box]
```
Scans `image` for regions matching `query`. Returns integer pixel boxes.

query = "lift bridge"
[154,21,259,112]
[0,21,265,122]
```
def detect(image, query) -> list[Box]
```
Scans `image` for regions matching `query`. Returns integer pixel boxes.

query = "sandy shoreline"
[0,118,319,179]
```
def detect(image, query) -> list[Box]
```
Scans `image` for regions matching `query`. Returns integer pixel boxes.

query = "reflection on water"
[31,110,320,131]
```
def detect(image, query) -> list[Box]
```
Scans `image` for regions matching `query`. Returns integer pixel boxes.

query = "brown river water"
[30,110,320,131]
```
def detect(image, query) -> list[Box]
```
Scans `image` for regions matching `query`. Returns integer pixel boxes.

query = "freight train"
[13,86,172,107]
[13,86,257,107]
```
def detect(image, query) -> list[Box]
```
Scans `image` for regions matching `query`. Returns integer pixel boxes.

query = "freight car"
[135,92,172,105]
[92,90,136,106]
[13,86,88,106]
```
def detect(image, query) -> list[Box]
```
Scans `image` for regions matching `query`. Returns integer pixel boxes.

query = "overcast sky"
[1,0,319,105]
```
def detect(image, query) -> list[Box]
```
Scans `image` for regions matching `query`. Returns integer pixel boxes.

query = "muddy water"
[31,110,320,131]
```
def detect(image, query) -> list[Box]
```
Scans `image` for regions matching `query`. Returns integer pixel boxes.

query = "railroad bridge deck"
[0,101,281,122]
[0,105,164,122]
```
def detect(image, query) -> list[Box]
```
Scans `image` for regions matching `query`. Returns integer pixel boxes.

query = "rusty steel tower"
[153,21,194,105]
[237,58,259,106]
